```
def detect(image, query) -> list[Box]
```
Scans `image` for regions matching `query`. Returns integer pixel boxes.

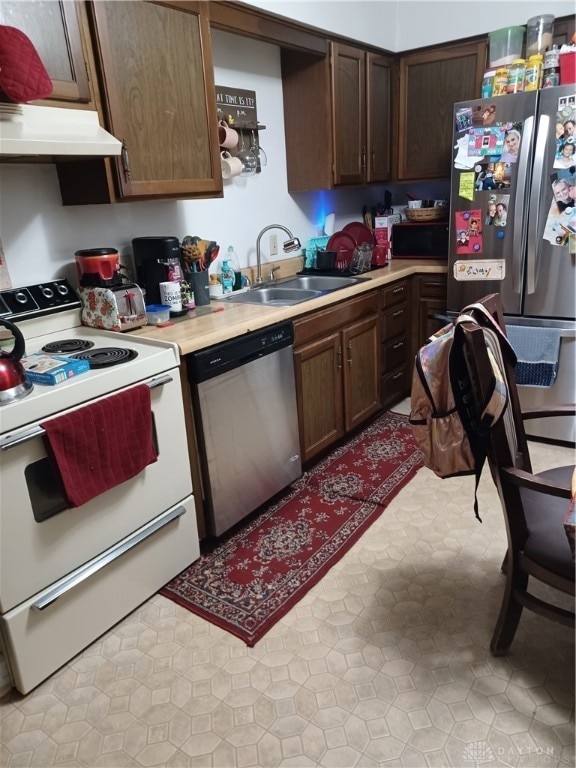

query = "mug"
[221,151,243,179]
[159,281,182,313]
[218,120,239,150]
[407,200,423,209]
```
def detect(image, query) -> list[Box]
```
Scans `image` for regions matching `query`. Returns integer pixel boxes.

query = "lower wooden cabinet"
[293,293,380,463]
[380,278,411,409]
[413,274,448,356]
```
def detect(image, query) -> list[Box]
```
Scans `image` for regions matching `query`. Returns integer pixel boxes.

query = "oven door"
[0,369,193,613]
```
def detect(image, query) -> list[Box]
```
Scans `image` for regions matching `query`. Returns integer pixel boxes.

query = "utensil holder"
[190,271,210,306]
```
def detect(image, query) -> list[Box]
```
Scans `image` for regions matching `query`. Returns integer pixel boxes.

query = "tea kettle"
[0,318,33,404]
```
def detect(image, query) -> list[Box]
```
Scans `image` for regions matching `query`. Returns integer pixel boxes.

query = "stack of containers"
[482,16,575,96]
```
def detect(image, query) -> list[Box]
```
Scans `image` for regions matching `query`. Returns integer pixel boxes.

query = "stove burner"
[42,339,95,354]
[70,347,138,368]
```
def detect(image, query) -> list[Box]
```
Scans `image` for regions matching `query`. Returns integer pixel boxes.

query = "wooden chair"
[458,293,575,656]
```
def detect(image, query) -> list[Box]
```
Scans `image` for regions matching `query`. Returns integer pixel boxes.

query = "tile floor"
[1,408,574,768]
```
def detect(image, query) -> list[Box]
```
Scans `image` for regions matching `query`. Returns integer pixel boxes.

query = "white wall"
[0,29,446,290]
[246,0,574,51]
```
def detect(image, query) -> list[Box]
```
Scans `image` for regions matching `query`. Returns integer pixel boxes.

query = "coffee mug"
[221,151,243,179]
[218,120,239,150]
[407,200,423,209]
[159,281,182,313]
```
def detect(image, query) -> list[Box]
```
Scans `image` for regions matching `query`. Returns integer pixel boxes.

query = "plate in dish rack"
[342,222,375,246]
[326,231,356,268]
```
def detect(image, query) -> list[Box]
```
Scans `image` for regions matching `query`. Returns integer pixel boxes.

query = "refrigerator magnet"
[467,126,505,157]
[455,210,483,254]
[456,107,473,132]
[453,259,505,281]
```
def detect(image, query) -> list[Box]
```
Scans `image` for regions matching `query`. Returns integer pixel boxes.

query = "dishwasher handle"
[188,321,294,383]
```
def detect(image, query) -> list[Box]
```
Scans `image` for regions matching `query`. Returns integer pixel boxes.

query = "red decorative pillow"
[0,25,52,103]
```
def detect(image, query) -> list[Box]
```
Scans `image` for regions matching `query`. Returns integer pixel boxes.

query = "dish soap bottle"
[221,259,235,295]
[225,245,242,291]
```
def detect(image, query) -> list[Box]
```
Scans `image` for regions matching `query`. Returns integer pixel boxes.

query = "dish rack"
[404,207,448,222]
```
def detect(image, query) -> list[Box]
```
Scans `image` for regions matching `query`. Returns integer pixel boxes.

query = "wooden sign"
[216,85,258,128]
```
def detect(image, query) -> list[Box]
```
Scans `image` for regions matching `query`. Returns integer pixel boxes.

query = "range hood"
[0,103,122,157]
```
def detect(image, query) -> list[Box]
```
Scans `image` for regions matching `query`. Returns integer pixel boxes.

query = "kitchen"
[0,1,574,761]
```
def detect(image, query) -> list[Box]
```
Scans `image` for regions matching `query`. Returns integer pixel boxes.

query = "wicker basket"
[404,206,448,222]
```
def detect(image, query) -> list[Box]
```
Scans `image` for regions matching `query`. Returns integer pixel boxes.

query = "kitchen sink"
[224,274,369,306]
[277,275,368,291]
[224,287,324,306]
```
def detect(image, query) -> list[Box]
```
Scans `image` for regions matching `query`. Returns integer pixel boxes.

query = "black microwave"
[391,222,449,260]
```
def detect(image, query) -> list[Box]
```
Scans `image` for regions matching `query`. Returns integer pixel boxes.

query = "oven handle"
[0,374,173,451]
[32,504,186,611]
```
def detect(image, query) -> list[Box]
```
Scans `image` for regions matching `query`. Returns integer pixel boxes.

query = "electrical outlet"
[269,234,278,256]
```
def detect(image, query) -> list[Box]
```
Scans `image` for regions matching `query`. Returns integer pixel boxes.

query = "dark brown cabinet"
[0,1,91,105]
[281,43,392,191]
[380,279,411,410]
[293,294,381,463]
[413,274,448,358]
[397,41,486,180]
[58,0,222,204]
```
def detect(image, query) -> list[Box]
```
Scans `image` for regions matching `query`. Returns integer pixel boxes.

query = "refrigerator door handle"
[512,115,535,295]
[526,114,549,295]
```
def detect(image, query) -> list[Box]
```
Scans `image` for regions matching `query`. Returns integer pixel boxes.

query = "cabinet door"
[398,41,486,180]
[366,52,392,183]
[0,1,90,104]
[342,315,380,432]
[294,333,344,463]
[331,42,366,185]
[90,0,221,199]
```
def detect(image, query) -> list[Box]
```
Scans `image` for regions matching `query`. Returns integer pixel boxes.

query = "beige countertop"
[130,260,447,356]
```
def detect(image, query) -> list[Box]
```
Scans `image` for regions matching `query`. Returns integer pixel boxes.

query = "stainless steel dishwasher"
[188,322,302,538]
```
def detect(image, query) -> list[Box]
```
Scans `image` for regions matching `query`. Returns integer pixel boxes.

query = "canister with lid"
[492,68,509,96]
[524,54,543,91]
[542,46,560,88]
[507,59,525,93]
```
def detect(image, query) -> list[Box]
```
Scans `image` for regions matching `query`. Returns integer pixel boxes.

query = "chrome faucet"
[255,225,301,284]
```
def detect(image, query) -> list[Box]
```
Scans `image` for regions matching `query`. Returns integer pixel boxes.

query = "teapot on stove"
[0,318,33,404]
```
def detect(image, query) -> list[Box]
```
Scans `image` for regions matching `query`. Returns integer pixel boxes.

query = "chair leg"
[490,566,528,656]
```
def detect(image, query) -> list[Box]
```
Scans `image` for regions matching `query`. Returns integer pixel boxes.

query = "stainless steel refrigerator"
[447,86,576,443]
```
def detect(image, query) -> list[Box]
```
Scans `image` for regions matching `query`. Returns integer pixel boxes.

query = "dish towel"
[41,384,157,508]
[506,325,562,388]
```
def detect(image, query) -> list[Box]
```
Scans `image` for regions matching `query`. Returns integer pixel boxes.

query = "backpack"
[409,302,516,521]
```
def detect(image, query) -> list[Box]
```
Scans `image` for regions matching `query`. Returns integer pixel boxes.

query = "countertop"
[131,260,447,356]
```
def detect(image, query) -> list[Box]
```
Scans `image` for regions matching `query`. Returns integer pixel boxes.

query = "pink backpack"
[409,302,515,520]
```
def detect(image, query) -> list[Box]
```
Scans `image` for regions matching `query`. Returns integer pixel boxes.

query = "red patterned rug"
[160,411,423,645]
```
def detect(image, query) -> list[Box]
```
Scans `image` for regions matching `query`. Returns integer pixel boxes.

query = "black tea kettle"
[0,318,33,404]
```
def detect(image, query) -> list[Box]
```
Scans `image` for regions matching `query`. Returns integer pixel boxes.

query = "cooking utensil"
[0,318,33,404]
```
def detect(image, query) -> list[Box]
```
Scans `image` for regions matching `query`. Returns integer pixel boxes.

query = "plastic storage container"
[481,70,496,98]
[488,26,525,67]
[492,68,510,97]
[560,51,576,85]
[542,47,560,88]
[145,304,172,325]
[524,54,543,91]
[526,15,555,58]
[507,59,525,93]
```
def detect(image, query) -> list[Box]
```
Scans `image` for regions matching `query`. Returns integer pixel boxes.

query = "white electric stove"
[0,280,200,694]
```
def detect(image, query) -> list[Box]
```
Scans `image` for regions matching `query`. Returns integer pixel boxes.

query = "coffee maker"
[132,236,182,306]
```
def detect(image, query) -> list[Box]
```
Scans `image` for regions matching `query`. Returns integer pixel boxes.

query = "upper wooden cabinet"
[281,42,392,191]
[331,43,392,185]
[397,40,486,181]
[89,0,222,200]
[0,1,91,106]
[57,1,222,204]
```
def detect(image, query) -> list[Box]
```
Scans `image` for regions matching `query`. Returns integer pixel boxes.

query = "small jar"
[542,46,561,88]
[507,59,525,93]
[524,54,543,91]
[481,70,496,98]
[492,67,509,96]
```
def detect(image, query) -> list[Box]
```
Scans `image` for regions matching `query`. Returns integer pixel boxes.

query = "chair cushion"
[522,465,576,581]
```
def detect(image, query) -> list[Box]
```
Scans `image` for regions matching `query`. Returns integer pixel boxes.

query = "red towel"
[41,385,157,508]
